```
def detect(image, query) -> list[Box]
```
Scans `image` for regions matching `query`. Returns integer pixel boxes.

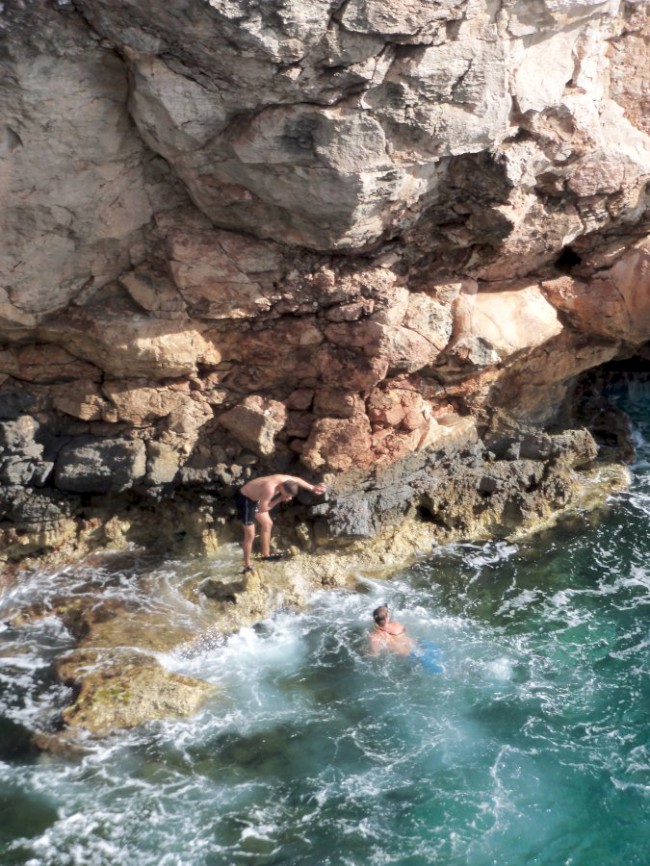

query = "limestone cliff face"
[0,0,649,562]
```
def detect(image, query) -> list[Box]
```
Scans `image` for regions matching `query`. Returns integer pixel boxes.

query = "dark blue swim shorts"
[235,490,259,525]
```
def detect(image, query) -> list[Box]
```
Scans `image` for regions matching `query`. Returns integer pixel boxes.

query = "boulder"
[0,456,53,486]
[54,437,147,493]
[218,396,287,457]
[301,411,373,472]
[0,486,78,531]
[0,416,41,452]
[145,441,181,486]
[449,282,563,368]
[542,241,650,346]
[56,648,214,738]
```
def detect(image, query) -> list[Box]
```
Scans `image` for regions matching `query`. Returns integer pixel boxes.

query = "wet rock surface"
[0,422,632,749]
[54,648,215,739]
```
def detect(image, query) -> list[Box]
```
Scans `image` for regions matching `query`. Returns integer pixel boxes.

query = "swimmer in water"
[368,605,445,672]
[368,605,415,656]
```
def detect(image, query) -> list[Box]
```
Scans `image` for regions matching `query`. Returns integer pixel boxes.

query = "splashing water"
[2,382,650,866]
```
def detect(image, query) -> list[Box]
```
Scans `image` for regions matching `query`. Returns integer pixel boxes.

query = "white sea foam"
[482,657,515,681]
[495,588,543,617]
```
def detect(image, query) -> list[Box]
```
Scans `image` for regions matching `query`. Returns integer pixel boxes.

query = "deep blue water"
[1,380,649,865]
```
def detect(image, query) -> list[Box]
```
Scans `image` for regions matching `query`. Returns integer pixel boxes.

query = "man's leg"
[242,522,256,570]
[255,512,273,558]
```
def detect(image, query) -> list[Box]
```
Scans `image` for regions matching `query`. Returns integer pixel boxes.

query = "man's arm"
[282,475,327,495]
[257,475,326,512]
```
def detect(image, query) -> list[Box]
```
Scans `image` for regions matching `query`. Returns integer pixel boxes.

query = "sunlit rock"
[542,240,650,344]
[218,395,288,457]
[301,411,374,473]
[448,282,563,367]
[1,7,155,316]
[56,648,214,738]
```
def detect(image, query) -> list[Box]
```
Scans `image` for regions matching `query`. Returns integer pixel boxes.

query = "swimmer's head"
[373,605,389,626]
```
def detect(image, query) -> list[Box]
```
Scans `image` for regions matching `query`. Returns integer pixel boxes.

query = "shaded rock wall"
[0,0,649,564]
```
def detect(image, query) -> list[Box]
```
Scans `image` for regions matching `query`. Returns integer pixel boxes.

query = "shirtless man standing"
[368,605,415,656]
[236,474,327,573]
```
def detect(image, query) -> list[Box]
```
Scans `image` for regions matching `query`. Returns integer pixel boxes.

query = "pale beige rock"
[340,0,464,40]
[0,415,41,451]
[52,382,107,422]
[542,241,650,345]
[2,0,648,311]
[367,283,410,327]
[0,16,154,317]
[119,269,186,318]
[449,283,563,366]
[513,28,580,114]
[402,292,455,354]
[102,380,192,425]
[0,289,37,330]
[609,4,650,136]
[69,0,647,258]
[146,441,181,485]
[57,649,213,738]
[39,309,222,379]
[504,0,617,38]
[218,395,288,457]
[167,225,283,319]
[363,12,512,157]
[417,414,478,453]
[165,393,213,445]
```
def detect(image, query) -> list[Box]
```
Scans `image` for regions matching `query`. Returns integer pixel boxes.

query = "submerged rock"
[54,648,214,738]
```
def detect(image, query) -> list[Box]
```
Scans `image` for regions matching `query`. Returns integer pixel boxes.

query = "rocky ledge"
[1,414,633,751]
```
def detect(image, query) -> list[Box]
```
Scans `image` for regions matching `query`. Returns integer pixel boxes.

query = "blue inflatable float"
[410,639,444,673]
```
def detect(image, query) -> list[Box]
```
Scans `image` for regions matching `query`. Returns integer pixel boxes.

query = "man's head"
[282,481,299,497]
[373,606,389,626]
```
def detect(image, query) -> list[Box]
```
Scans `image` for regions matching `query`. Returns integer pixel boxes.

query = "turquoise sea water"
[1,381,650,866]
